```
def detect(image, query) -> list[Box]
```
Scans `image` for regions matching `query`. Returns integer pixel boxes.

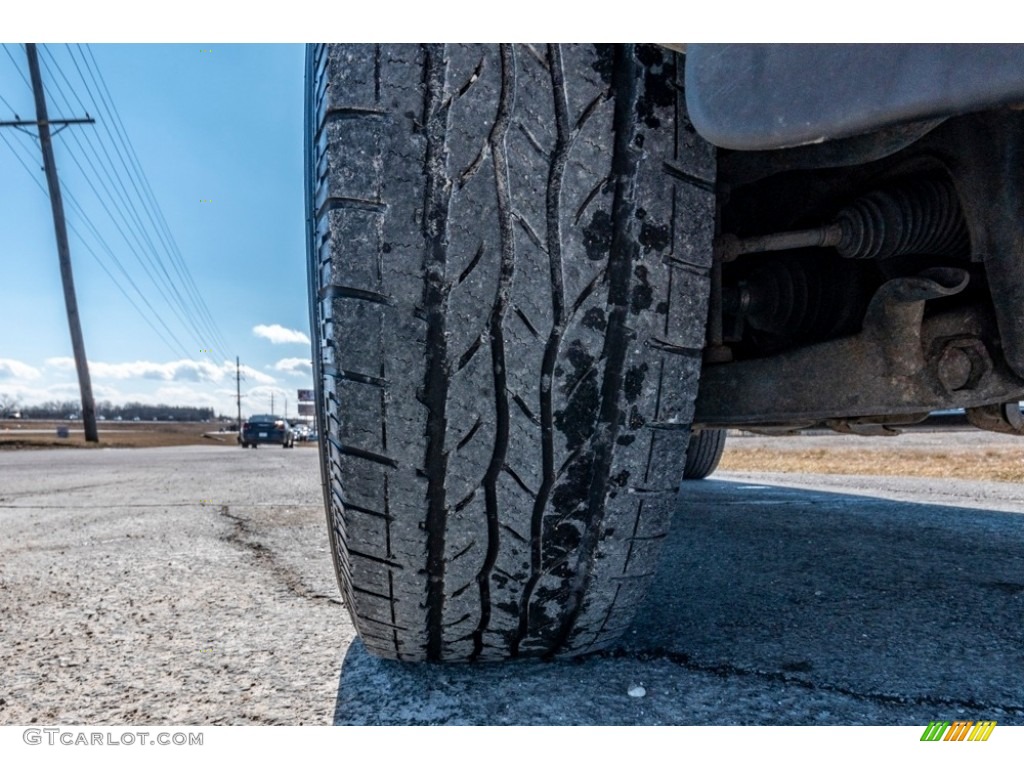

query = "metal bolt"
[936,339,991,392]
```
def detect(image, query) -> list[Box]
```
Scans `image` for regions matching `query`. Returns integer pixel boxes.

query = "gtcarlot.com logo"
[920,721,997,742]
[23,728,203,747]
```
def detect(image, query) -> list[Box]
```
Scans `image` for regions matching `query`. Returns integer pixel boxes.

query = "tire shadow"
[333,478,1024,724]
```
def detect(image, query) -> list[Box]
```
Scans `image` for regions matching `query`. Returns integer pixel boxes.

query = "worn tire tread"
[305,43,715,661]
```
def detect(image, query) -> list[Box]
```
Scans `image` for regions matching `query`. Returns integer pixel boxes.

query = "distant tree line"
[5,397,216,421]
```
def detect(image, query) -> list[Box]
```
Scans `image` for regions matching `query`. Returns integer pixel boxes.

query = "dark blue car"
[240,414,294,449]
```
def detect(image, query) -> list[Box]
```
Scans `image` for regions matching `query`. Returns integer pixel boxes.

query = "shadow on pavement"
[333,478,1024,725]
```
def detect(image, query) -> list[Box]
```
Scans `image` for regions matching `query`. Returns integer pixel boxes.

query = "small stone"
[627,684,646,698]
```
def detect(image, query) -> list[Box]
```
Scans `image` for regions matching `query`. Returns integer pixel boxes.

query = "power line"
[81,44,233,361]
[39,50,215,358]
[1,44,32,92]
[0,91,18,117]
[39,45,232,368]
[76,45,234,362]
[1,115,197,361]
[3,44,238,378]
[38,52,210,358]
[0,128,194,361]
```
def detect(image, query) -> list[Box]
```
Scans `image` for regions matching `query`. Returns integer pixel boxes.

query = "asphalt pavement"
[1,442,1021,725]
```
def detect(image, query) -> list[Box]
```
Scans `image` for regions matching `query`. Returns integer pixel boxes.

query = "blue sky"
[0,44,310,418]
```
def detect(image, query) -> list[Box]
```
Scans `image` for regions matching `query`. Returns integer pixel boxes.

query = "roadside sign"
[297,389,314,402]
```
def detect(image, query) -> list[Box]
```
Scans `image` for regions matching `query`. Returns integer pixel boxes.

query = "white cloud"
[13,358,285,418]
[47,357,227,383]
[272,357,312,377]
[253,324,311,345]
[45,357,76,371]
[0,358,42,380]
[233,363,276,385]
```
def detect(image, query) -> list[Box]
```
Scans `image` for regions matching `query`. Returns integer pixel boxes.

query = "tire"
[305,44,715,661]
[682,428,726,480]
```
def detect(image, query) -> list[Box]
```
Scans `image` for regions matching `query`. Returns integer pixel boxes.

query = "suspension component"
[721,253,870,352]
[716,175,969,262]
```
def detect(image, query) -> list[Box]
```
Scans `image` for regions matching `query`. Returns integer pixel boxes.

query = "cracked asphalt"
[1,444,1022,725]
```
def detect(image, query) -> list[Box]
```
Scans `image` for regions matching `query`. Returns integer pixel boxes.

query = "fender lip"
[685,44,1024,151]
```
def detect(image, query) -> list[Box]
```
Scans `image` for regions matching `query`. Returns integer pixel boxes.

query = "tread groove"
[454,489,477,512]
[339,444,399,469]
[348,549,405,569]
[549,45,643,656]
[456,418,483,450]
[420,42,453,663]
[514,305,542,338]
[517,121,551,160]
[513,42,572,656]
[502,463,537,498]
[501,523,528,544]
[663,253,711,276]
[573,91,610,134]
[456,335,485,372]
[513,212,547,253]
[511,391,540,425]
[648,337,704,358]
[457,243,486,285]
[457,146,488,189]
[574,175,611,225]
[472,43,516,661]
[341,500,392,521]
[340,369,389,388]
[320,284,393,305]
[522,44,550,71]
[662,161,714,192]
[316,195,387,218]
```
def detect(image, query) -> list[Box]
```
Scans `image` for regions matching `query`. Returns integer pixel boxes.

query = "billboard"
[297,389,314,402]
[298,402,315,416]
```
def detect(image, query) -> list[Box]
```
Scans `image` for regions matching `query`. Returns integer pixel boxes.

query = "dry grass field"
[719,430,1024,483]
[0,419,317,450]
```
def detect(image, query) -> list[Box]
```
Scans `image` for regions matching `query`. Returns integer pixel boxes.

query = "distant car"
[306,428,318,442]
[291,423,310,442]
[241,414,295,448]
[132,416,141,421]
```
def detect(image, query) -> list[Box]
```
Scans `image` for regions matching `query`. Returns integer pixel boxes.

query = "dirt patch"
[0,420,317,450]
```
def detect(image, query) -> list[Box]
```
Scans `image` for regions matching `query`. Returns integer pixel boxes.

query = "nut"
[936,339,991,393]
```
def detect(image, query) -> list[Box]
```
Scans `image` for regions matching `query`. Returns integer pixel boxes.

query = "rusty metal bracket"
[694,270,1024,430]
[914,111,1024,380]
[965,401,1024,435]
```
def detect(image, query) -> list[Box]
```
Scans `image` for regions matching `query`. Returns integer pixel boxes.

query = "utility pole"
[236,356,242,427]
[1,45,98,441]
[270,392,275,415]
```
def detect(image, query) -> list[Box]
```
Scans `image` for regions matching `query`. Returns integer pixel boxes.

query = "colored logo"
[920,720,996,742]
